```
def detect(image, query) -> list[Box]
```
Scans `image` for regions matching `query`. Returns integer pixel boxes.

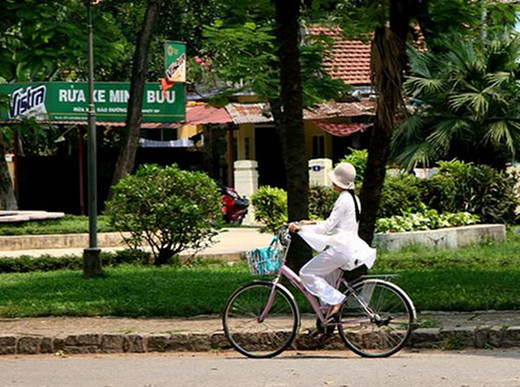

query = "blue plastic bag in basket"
[249,236,282,275]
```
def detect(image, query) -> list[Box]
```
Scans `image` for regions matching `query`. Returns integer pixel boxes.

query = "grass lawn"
[0,229,519,318]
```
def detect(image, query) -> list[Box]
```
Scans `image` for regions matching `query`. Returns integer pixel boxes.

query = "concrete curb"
[372,224,506,251]
[1,327,519,355]
[0,232,127,251]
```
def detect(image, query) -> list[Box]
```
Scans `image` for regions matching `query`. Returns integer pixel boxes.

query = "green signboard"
[0,82,186,123]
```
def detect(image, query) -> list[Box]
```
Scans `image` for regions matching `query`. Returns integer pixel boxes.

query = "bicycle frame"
[259,231,375,326]
[222,229,419,359]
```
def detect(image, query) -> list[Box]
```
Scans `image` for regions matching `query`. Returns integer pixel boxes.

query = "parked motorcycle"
[221,186,249,225]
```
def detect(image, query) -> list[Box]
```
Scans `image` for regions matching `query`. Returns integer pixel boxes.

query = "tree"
[356,0,415,243]
[272,0,312,271]
[0,0,122,209]
[196,2,346,270]
[334,0,519,243]
[109,0,164,193]
[391,33,520,169]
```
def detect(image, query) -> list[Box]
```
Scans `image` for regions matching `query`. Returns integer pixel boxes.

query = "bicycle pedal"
[306,328,321,338]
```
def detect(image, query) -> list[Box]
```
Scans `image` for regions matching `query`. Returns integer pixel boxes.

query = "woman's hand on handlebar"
[288,222,301,233]
[288,220,316,233]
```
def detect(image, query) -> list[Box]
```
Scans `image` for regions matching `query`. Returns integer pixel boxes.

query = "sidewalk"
[0,228,519,355]
[0,311,519,355]
[0,227,273,259]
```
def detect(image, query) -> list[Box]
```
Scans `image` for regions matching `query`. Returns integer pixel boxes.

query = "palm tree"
[392,33,520,169]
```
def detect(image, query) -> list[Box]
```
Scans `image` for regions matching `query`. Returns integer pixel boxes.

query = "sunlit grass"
[0,228,519,317]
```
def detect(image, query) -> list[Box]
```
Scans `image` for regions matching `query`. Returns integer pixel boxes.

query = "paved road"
[1,349,519,387]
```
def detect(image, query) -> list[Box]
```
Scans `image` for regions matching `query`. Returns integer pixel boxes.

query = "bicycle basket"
[246,236,284,275]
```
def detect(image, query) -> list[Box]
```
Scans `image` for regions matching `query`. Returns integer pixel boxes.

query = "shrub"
[421,160,519,224]
[252,185,338,230]
[309,185,337,220]
[507,164,520,216]
[251,186,287,233]
[340,148,367,184]
[104,164,221,265]
[379,172,424,218]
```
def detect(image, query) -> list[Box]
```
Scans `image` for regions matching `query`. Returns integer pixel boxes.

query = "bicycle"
[222,227,417,358]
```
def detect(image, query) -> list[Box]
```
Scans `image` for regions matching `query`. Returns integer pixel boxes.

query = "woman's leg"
[299,249,345,306]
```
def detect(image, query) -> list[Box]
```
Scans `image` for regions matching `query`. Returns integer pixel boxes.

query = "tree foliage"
[393,34,520,169]
[0,0,123,82]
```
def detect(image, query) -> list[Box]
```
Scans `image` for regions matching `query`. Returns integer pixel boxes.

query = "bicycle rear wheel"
[223,281,300,358]
[338,279,415,358]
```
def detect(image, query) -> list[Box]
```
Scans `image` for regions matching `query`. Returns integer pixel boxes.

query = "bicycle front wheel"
[222,281,300,358]
[338,279,415,358]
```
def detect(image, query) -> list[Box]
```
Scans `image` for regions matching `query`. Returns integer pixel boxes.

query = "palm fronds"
[392,33,520,168]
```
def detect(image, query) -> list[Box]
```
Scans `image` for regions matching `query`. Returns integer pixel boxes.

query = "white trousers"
[299,248,347,306]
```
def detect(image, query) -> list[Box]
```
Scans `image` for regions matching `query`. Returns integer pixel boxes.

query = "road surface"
[1,349,519,386]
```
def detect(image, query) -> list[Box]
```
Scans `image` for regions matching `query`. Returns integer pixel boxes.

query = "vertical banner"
[161,41,186,97]
[165,41,186,82]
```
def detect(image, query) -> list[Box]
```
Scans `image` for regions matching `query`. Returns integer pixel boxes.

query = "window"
[312,135,325,158]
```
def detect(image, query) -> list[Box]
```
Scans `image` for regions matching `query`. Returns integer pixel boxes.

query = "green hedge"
[0,249,152,274]
[420,161,519,224]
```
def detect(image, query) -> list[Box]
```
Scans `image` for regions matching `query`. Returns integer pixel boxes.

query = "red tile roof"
[226,100,374,124]
[185,104,232,125]
[304,100,374,119]
[307,26,372,86]
[226,103,272,124]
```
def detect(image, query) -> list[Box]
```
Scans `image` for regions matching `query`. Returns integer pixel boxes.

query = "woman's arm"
[314,192,351,233]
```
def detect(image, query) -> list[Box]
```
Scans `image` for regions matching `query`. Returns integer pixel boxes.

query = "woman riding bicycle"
[288,162,376,318]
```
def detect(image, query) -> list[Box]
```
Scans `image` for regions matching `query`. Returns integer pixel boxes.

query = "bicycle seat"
[342,264,368,282]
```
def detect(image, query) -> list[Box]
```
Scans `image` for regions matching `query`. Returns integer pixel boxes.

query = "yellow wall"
[234,121,332,161]
[304,121,332,158]
[236,123,256,160]
[178,124,199,139]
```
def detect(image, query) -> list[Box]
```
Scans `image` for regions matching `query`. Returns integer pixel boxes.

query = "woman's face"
[333,183,343,193]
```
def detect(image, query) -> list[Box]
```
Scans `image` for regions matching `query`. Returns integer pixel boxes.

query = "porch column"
[234,160,258,225]
[226,124,234,187]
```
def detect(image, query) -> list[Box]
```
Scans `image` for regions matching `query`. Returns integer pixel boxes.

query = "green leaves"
[375,203,479,234]
[104,164,221,265]
[394,34,520,169]
[200,21,279,102]
[250,186,287,233]
[0,0,125,82]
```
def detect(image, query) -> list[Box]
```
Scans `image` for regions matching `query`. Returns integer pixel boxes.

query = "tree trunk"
[273,0,312,272]
[0,145,17,210]
[359,1,414,244]
[109,0,163,197]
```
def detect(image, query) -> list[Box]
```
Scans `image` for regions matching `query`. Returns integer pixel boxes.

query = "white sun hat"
[327,162,356,190]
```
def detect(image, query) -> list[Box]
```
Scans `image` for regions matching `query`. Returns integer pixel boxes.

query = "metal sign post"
[83,0,102,277]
